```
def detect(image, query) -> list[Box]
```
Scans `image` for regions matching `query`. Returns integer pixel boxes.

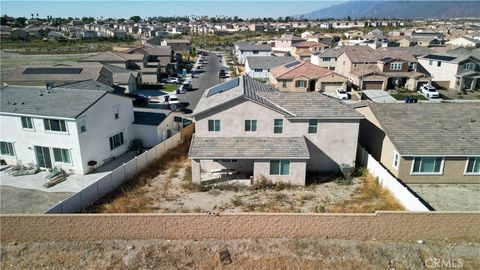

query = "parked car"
[165,77,181,84]
[167,94,180,105]
[336,88,349,100]
[219,69,226,78]
[420,84,440,98]
[125,93,149,107]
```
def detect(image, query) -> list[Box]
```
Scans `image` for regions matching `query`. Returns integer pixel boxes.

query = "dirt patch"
[408,184,480,211]
[1,238,478,269]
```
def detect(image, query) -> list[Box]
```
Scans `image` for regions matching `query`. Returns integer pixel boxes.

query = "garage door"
[362,81,384,90]
[320,82,343,92]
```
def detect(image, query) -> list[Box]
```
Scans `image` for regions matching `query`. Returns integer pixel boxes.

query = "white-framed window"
[0,141,15,156]
[437,61,441,67]
[282,80,287,88]
[254,69,262,73]
[390,63,403,70]
[43,119,67,132]
[273,119,283,134]
[109,132,124,150]
[295,80,306,88]
[245,120,257,132]
[464,63,471,70]
[208,119,220,132]
[213,159,238,163]
[53,148,71,164]
[323,57,331,62]
[465,157,480,175]
[78,117,87,133]
[252,50,259,54]
[308,119,318,133]
[21,116,34,130]
[270,160,290,175]
[411,157,444,175]
[113,105,120,120]
[393,151,400,169]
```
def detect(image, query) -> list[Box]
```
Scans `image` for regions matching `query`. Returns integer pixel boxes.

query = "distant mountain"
[302,1,480,19]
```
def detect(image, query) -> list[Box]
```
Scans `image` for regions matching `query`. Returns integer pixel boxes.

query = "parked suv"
[336,88,349,100]
[420,84,440,99]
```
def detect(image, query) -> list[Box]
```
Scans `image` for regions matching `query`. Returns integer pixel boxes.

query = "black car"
[219,70,226,78]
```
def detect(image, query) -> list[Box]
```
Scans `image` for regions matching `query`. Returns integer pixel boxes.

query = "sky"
[0,0,344,19]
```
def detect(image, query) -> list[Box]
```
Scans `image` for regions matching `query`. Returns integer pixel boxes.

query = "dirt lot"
[0,186,72,214]
[1,238,478,269]
[87,141,403,213]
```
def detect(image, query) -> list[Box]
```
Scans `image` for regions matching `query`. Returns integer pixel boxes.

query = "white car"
[167,94,180,104]
[420,84,440,99]
[336,88,349,100]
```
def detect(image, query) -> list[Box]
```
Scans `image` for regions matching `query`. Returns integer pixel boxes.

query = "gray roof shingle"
[189,136,310,159]
[0,86,107,119]
[369,103,480,156]
[246,56,296,69]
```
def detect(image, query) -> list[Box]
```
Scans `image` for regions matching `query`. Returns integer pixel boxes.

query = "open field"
[1,238,478,269]
[86,140,403,214]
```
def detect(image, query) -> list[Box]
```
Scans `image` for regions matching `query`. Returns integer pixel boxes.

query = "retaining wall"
[1,212,479,243]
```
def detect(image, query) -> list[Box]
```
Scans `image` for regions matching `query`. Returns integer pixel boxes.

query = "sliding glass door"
[34,146,53,169]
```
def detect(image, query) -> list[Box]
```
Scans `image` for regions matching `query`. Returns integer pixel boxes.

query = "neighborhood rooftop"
[4,66,105,82]
[0,86,109,119]
[246,56,296,69]
[369,103,480,156]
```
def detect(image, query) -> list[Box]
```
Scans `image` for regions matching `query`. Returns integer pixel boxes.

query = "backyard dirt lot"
[1,238,478,269]
[87,141,403,214]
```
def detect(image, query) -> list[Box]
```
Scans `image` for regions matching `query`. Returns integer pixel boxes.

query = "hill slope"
[303,1,480,19]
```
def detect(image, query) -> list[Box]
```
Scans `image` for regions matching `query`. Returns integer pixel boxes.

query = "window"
[208,120,220,132]
[213,159,238,163]
[295,80,306,88]
[393,152,400,169]
[252,50,259,54]
[0,141,14,156]
[270,160,290,175]
[465,157,480,174]
[308,119,318,133]
[21,117,34,129]
[44,119,67,132]
[254,69,263,73]
[273,119,283,134]
[353,63,358,68]
[323,57,331,62]
[78,117,87,133]
[329,67,335,70]
[53,148,71,164]
[109,132,124,150]
[429,60,433,65]
[113,105,120,120]
[282,80,287,88]
[437,61,441,67]
[411,157,444,174]
[390,63,402,70]
[464,63,471,70]
[245,120,257,132]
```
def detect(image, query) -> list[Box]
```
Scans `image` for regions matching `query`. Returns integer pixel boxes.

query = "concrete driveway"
[0,186,72,214]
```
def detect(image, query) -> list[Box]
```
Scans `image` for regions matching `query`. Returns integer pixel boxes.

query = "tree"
[130,15,141,23]
[13,17,27,28]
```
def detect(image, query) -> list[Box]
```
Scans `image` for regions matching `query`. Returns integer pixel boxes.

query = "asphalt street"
[179,52,228,113]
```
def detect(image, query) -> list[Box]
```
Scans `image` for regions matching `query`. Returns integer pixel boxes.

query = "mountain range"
[302,1,480,19]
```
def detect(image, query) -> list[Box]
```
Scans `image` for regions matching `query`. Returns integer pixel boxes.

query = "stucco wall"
[1,212,479,243]
[254,159,307,185]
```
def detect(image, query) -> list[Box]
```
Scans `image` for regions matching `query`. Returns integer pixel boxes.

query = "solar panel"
[23,68,83,75]
[207,77,240,97]
[423,54,456,62]
[284,61,301,69]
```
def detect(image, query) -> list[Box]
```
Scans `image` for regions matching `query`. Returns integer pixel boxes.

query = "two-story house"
[0,85,134,175]
[244,56,295,82]
[290,41,330,61]
[335,46,431,90]
[188,75,363,185]
[417,53,480,90]
[356,103,480,184]
[272,34,305,56]
[310,47,348,71]
[232,41,272,65]
[160,39,191,53]
[270,60,349,92]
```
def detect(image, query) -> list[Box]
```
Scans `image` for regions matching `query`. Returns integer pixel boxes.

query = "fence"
[45,124,194,214]
[357,145,430,211]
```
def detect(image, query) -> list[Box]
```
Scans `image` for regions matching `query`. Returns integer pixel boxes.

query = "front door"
[34,146,52,169]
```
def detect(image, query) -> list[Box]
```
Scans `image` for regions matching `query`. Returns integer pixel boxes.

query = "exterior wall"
[237,50,271,65]
[381,61,409,73]
[76,94,134,174]
[418,58,458,88]
[200,159,254,174]
[254,159,307,185]
[244,60,269,80]
[335,53,353,78]
[0,114,83,173]
[397,156,480,184]
[311,55,338,70]
[317,74,348,91]
[98,67,114,86]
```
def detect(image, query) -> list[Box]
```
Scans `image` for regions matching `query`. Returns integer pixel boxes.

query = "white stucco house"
[446,37,480,48]
[233,41,272,65]
[0,85,135,175]
[188,75,363,185]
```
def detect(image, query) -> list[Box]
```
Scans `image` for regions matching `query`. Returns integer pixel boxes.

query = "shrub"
[315,205,326,213]
[231,196,243,207]
[334,177,354,185]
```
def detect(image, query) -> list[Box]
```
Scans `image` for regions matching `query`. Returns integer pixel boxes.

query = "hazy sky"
[0,0,344,19]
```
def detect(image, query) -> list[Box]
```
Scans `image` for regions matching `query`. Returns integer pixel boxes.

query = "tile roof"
[81,51,144,62]
[3,66,104,83]
[55,80,115,92]
[312,46,347,58]
[270,61,336,80]
[234,41,272,51]
[0,86,108,119]
[291,41,325,48]
[246,56,296,69]
[369,103,480,156]
[189,135,310,159]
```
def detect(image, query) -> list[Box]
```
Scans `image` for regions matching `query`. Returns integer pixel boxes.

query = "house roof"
[418,53,479,64]
[341,46,417,63]
[81,51,144,62]
[234,41,272,51]
[0,86,108,119]
[193,75,362,120]
[163,39,190,44]
[276,34,305,42]
[55,79,115,92]
[246,56,296,69]
[369,103,480,156]
[291,41,326,48]
[3,66,105,83]
[189,135,310,159]
[270,60,338,80]
[133,111,168,126]
[312,46,347,58]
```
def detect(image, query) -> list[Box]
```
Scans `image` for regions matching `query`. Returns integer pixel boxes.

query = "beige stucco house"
[269,60,348,92]
[356,103,480,184]
[189,75,363,185]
